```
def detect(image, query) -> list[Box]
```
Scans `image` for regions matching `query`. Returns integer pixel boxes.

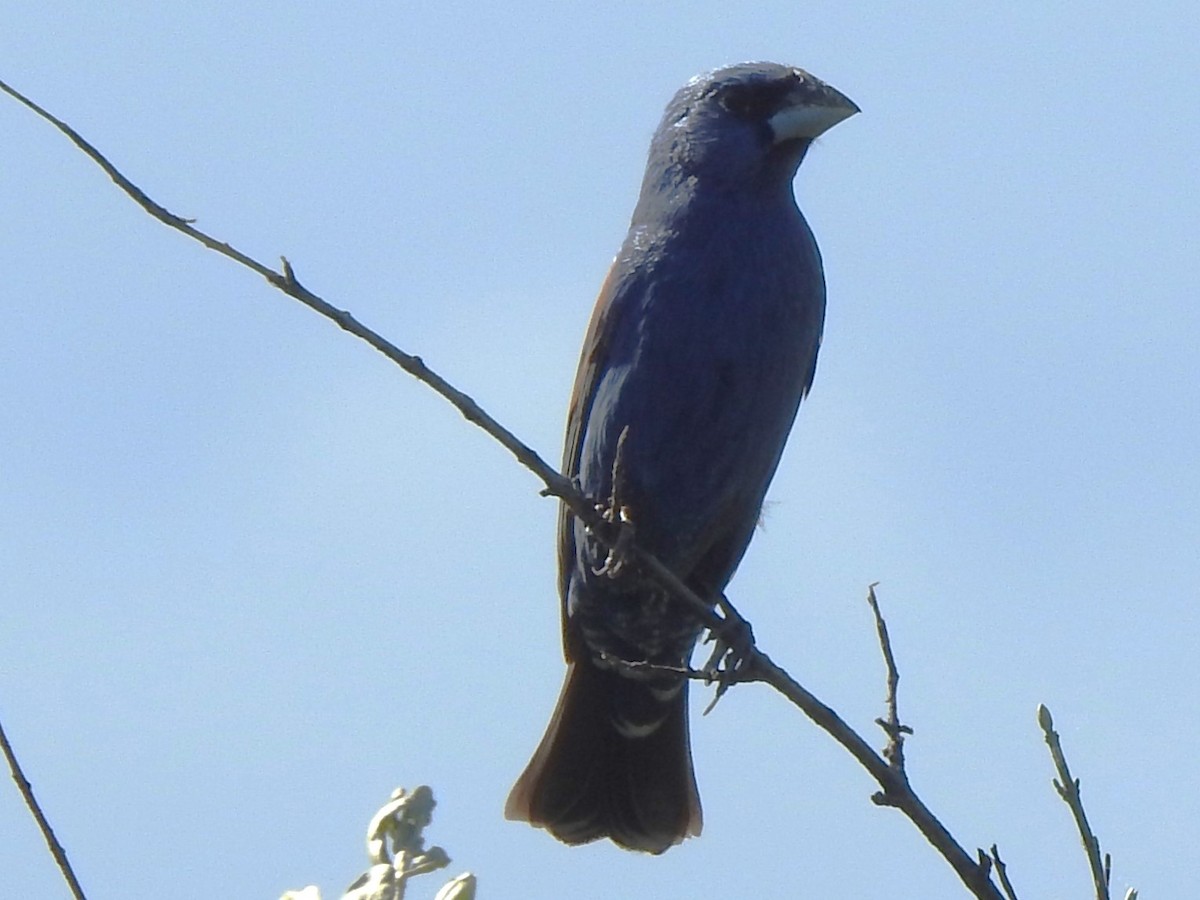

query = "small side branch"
[867,582,911,774]
[989,844,1021,900]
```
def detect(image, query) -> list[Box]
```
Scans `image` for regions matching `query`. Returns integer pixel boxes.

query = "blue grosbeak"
[506,62,858,853]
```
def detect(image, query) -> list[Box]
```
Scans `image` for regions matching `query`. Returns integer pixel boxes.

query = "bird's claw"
[699,616,755,713]
[591,504,635,578]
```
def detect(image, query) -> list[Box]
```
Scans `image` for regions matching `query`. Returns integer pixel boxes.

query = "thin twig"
[1037,704,1110,900]
[989,844,1020,900]
[866,582,911,773]
[0,718,88,900]
[2,76,1007,900]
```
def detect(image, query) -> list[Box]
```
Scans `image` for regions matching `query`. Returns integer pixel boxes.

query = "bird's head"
[646,62,858,195]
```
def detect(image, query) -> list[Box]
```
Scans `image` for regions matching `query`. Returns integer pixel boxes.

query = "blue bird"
[506,62,858,853]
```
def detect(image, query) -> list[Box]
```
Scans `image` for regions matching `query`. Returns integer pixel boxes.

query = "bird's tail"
[504,659,702,854]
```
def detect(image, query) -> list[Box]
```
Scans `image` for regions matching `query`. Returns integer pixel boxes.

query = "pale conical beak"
[768,73,859,143]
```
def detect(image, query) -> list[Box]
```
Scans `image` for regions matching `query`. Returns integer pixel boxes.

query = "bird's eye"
[717,84,768,119]
[718,79,797,121]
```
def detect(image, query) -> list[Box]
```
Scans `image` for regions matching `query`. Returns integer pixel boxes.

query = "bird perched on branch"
[506,62,857,854]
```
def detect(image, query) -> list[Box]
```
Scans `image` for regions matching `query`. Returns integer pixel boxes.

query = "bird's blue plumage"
[508,61,857,854]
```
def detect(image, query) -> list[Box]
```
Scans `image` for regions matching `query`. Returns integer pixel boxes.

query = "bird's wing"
[556,260,632,659]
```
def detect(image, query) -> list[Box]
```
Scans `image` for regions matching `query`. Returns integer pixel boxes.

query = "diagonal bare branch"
[0,718,87,900]
[2,75,1008,900]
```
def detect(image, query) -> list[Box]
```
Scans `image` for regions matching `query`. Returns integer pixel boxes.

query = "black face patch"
[715,73,799,121]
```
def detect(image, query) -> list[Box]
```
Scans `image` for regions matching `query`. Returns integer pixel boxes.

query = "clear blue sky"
[3,3,1196,898]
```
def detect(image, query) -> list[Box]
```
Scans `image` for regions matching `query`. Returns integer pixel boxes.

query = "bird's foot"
[591,504,636,578]
[699,612,756,713]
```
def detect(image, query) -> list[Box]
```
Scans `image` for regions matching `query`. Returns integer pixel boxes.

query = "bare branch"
[3,77,1008,900]
[0,718,88,900]
[1037,704,1114,900]
[867,582,912,773]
